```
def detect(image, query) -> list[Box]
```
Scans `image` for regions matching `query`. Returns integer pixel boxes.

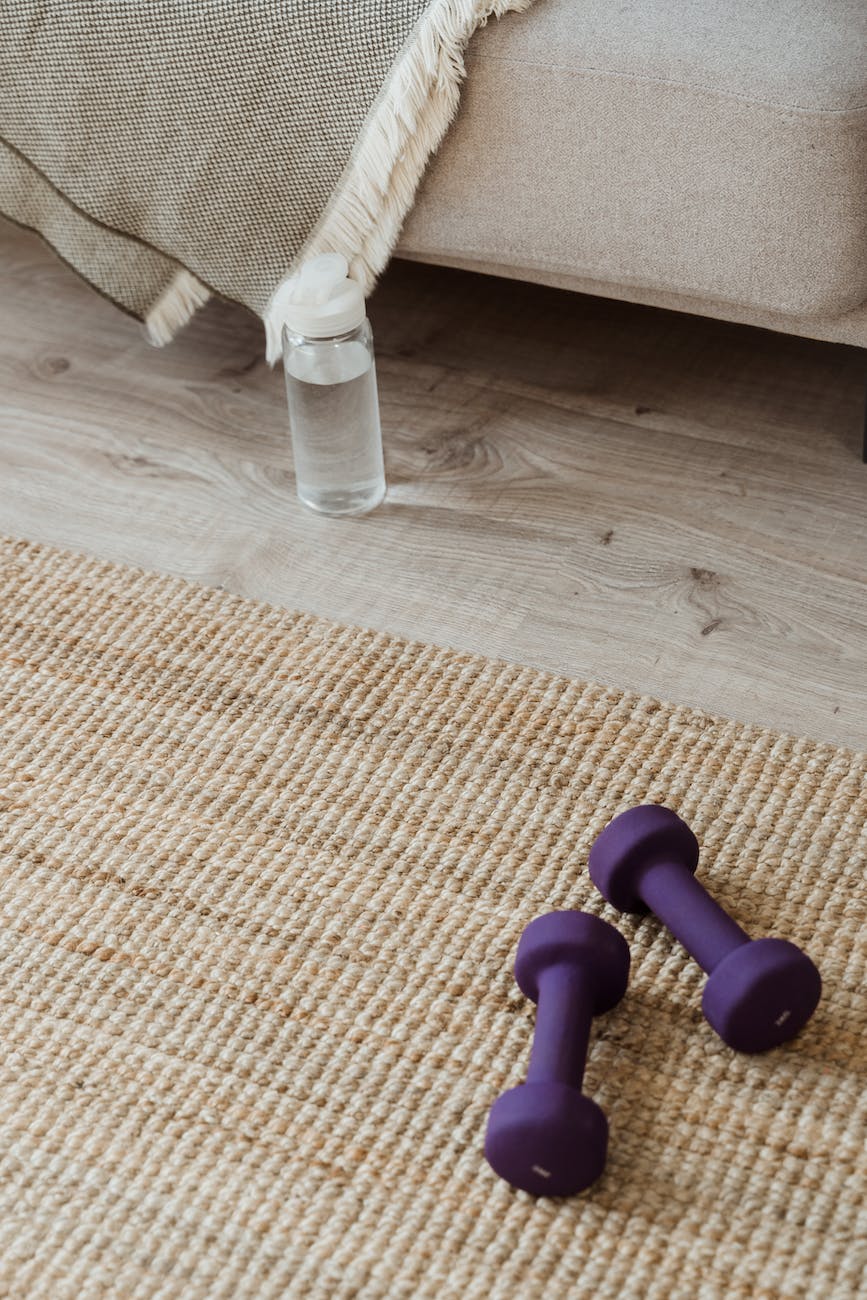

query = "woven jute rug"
[0,537,864,1299]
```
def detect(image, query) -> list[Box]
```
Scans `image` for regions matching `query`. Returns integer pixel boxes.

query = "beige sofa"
[398,0,867,425]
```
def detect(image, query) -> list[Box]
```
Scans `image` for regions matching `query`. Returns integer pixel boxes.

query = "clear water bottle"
[278,253,386,516]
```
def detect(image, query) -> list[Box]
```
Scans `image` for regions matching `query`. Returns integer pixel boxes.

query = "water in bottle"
[278,254,386,516]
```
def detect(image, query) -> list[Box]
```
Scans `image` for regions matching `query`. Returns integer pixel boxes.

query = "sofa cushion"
[398,0,867,322]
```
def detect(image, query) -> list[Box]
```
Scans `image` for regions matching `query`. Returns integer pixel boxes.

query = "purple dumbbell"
[484,910,629,1197]
[589,805,821,1052]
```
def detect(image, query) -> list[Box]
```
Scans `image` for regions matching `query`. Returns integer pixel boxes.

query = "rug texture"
[0,0,530,358]
[0,537,864,1299]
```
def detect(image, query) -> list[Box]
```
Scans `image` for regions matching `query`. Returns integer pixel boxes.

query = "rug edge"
[3,533,864,767]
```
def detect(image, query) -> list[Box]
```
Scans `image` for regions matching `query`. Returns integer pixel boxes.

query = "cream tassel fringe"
[145,269,211,346]
[145,0,533,359]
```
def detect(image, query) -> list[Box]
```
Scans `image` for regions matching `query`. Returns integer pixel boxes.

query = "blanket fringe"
[144,268,211,346]
[264,0,533,362]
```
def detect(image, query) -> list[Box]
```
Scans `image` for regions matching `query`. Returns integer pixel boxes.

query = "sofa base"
[397,251,867,352]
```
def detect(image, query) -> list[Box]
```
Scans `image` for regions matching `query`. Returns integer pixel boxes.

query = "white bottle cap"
[273,253,366,341]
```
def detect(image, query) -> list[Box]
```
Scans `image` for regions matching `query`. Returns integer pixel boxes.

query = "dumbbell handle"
[638,858,750,973]
[526,965,592,1090]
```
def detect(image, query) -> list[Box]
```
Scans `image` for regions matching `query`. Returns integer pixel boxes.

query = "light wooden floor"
[1,219,865,748]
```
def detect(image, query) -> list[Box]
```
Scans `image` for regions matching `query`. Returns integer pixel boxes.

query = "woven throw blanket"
[0,537,865,1299]
[0,1,528,359]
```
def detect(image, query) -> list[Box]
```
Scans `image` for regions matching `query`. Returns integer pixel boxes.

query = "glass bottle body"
[282,318,386,516]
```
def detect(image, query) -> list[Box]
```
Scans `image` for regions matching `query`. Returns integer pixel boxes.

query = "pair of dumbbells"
[485,805,822,1197]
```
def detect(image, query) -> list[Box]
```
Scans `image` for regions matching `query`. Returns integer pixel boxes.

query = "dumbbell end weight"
[588,803,700,913]
[485,1085,608,1197]
[703,937,821,1053]
[514,910,630,1013]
